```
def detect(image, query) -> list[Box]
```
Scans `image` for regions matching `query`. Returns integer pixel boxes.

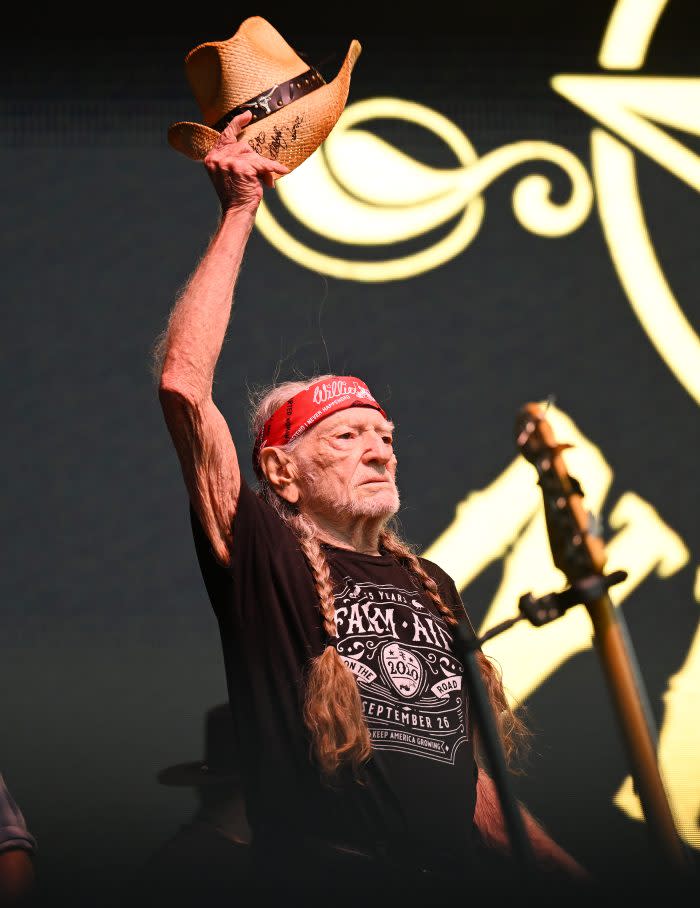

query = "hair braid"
[280,510,371,779]
[289,513,337,639]
[380,528,530,767]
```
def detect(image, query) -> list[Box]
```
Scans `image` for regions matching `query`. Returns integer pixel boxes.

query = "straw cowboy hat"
[168,16,361,171]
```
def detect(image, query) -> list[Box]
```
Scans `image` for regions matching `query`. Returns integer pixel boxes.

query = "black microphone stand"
[453,570,628,877]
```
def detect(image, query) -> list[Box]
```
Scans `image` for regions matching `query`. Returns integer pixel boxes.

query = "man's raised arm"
[157,111,289,564]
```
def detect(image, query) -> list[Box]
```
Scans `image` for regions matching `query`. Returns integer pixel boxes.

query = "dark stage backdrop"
[2,2,698,903]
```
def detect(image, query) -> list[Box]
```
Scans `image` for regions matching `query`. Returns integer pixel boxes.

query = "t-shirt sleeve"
[227,474,295,553]
[445,575,478,637]
[418,557,477,634]
[189,474,302,617]
[0,775,36,856]
[190,473,287,553]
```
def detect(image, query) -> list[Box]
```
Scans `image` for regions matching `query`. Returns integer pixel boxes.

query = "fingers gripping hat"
[168,16,362,170]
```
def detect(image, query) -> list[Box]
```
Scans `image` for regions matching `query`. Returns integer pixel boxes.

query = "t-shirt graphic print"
[334,577,468,765]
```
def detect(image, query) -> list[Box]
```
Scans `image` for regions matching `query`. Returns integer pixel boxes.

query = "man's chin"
[350,488,400,519]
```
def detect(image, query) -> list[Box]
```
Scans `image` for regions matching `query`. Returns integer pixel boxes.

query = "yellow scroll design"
[256,98,592,283]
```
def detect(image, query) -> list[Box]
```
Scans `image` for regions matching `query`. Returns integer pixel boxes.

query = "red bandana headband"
[253,376,387,477]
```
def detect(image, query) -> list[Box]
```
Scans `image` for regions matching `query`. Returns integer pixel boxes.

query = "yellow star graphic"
[552,76,700,191]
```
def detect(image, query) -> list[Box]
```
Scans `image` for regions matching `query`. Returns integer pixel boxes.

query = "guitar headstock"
[515,402,606,582]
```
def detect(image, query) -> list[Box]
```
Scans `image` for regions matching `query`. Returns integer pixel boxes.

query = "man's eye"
[338,432,354,440]
[383,436,393,445]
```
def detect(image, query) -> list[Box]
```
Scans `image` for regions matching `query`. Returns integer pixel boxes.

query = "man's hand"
[204,110,290,215]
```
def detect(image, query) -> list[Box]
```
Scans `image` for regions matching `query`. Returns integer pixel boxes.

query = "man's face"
[292,407,399,523]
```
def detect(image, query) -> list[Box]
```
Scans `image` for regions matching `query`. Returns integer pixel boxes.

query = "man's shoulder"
[416,555,467,616]
[189,475,296,570]
[416,555,456,589]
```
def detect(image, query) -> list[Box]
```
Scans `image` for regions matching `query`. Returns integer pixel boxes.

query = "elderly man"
[157,110,584,899]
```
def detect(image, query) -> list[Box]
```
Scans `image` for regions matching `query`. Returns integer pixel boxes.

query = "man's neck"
[306,511,385,556]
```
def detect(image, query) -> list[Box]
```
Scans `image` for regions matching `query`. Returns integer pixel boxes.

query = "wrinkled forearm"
[159,206,255,404]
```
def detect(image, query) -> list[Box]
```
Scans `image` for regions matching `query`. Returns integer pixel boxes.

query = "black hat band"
[213,68,326,132]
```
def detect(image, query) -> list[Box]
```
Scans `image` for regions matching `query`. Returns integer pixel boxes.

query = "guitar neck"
[586,591,687,870]
[516,401,688,872]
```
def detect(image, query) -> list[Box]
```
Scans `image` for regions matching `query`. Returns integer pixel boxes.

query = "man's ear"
[259,447,300,504]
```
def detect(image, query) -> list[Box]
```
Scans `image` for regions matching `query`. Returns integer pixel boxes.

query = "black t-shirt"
[190,477,477,875]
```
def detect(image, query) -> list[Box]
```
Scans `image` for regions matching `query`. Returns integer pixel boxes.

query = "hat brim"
[168,40,361,171]
[157,761,241,787]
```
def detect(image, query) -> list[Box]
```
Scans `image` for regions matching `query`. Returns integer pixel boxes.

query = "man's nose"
[363,434,392,465]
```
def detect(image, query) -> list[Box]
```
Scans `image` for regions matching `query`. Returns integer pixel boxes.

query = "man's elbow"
[159,377,190,411]
[159,374,190,403]
[158,376,209,438]
[158,359,208,410]
[158,345,207,402]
